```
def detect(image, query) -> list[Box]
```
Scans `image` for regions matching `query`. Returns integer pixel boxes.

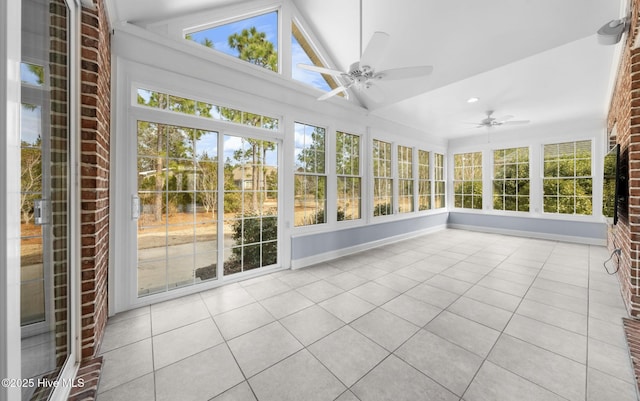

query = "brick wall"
[608,0,640,316]
[78,0,110,359]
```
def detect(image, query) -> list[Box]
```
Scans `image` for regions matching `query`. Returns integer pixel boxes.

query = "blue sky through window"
[189,12,278,66]
[291,34,332,92]
[20,104,42,145]
[187,11,333,93]
[20,62,44,86]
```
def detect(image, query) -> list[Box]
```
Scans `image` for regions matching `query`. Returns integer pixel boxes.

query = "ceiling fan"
[297,0,433,104]
[473,110,530,128]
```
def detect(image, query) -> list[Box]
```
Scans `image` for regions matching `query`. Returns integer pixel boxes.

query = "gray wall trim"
[447,212,607,245]
[290,211,608,266]
[291,213,448,266]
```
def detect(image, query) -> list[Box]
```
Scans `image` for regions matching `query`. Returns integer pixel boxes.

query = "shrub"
[226,210,277,274]
[373,203,392,216]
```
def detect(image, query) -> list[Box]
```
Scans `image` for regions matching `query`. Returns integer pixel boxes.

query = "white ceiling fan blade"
[503,120,530,125]
[360,83,385,103]
[360,32,390,67]
[495,114,513,122]
[297,63,345,77]
[375,66,433,81]
[318,86,349,101]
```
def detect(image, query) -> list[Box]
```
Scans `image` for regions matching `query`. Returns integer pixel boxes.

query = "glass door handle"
[132,196,140,220]
[34,199,50,225]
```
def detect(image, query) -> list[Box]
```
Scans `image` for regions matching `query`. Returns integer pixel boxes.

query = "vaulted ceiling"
[105,0,624,141]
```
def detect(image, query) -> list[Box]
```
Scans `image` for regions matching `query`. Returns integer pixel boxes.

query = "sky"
[20,63,44,145]
[21,104,41,146]
[189,11,331,92]
[20,63,41,86]
[190,12,278,62]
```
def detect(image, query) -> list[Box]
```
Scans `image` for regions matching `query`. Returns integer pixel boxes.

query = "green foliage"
[185,33,214,49]
[373,203,392,216]
[27,64,45,85]
[20,144,43,224]
[227,211,277,274]
[302,207,334,225]
[336,132,359,176]
[335,208,347,222]
[296,125,326,174]
[228,27,278,71]
[223,160,242,213]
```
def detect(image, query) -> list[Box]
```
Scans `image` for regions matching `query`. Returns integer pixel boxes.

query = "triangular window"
[186,11,279,72]
[291,21,342,96]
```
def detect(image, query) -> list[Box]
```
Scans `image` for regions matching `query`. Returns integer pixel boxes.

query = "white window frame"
[433,152,446,209]
[335,130,362,222]
[397,144,414,214]
[372,138,394,217]
[492,146,531,213]
[417,149,431,211]
[453,151,483,210]
[181,4,283,76]
[293,120,328,227]
[2,1,82,400]
[541,139,594,216]
[113,75,285,312]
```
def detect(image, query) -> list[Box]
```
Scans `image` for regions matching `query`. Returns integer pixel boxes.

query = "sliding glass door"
[20,0,72,399]
[136,120,279,297]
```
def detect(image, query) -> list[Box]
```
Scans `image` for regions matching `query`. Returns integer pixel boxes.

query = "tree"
[137,91,213,222]
[542,142,593,215]
[20,141,42,224]
[196,152,218,218]
[294,126,326,224]
[336,132,360,220]
[228,27,278,71]
[216,109,276,212]
[185,34,214,49]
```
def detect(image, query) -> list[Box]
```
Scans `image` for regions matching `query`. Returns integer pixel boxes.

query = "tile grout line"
[98,232,628,401]
[585,244,592,401]
[458,239,569,400]
[199,290,260,401]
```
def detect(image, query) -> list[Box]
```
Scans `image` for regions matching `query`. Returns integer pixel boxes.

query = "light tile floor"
[96,229,639,401]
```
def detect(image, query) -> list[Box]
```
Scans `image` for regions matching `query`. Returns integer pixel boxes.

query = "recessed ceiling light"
[467,97,479,103]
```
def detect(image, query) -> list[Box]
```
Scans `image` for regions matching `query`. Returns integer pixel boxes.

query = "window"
[336,131,361,221]
[294,122,326,226]
[137,122,219,295]
[186,11,279,72]
[398,145,414,213]
[136,88,279,130]
[373,139,393,216]
[418,150,430,210]
[137,121,279,294]
[434,153,445,208]
[543,140,592,215]
[20,103,45,324]
[453,152,482,209]
[493,147,529,212]
[291,22,341,94]
[223,136,278,275]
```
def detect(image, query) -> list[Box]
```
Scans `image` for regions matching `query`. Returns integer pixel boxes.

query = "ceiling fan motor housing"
[349,62,375,81]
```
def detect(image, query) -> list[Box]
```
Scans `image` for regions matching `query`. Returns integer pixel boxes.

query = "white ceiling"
[106,0,624,141]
